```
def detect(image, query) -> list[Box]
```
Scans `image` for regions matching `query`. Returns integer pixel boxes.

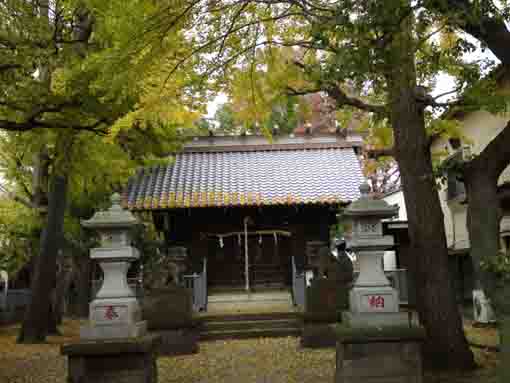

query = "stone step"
[200,327,301,341]
[250,283,287,290]
[199,311,302,341]
[207,291,291,303]
[201,312,300,323]
[203,318,301,332]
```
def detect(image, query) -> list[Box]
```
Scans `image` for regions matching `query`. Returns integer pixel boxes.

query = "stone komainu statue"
[334,241,354,285]
[308,242,354,318]
[316,243,354,285]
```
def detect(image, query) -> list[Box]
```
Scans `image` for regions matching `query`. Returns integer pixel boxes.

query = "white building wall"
[383,191,407,221]
[431,109,510,252]
[382,191,406,270]
[437,186,456,248]
[457,110,510,185]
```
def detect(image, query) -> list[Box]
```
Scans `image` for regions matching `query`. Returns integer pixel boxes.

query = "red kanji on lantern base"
[368,295,385,309]
[104,305,119,320]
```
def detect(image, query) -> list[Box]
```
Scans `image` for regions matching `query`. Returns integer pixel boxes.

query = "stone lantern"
[342,183,408,327]
[80,193,147,339]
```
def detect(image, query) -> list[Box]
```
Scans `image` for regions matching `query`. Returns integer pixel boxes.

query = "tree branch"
[0,64,22,73]
[468,119,510,179]
[0,118,108,135]
[433,85,464,101]
[365,147,395,158]
[323,84,387,114]
[424,0,510,66]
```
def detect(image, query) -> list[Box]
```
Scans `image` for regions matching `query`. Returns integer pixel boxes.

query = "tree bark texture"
[386,10,474,369]
[18,174,68,343]
[52,257,75,325]
[73,254,91,318]
[464,120,510,294]
[462,121,510,382]
[465,168,501,292]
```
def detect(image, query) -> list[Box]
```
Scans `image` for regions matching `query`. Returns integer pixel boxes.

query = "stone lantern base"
[80,298,147,340]
[61,334,161,383]
[349,285,399,313]
[344,285,409,328]
[335,325,425,383]
[342,311,409,328]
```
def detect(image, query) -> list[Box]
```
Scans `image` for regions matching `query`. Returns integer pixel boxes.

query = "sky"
[206,93,228,118]
[205,34,500,120]
[432,34,499,103]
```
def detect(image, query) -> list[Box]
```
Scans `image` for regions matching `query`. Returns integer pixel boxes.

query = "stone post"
[61,194,160,383]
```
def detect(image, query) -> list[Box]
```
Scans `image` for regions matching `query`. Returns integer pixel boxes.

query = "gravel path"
[0,320,498,383]
[158,337,335,383]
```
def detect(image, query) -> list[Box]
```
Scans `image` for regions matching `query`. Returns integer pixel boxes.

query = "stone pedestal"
[335,326,425,383]
[80,297,147,339]
[142,286,198,356]
[62,335,161,383]
[346,255,408,327]
[80,247,147,340]
[305,278,340,323]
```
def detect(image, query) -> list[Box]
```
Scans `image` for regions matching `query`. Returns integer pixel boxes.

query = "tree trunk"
[74,254,91,318]
[465,168,501,291]
[48,288,60,335]
[465,170,510,383]
[462,124,510,382]
[386,9,474,369]
[52,259,75,325]
[17,174,68,343]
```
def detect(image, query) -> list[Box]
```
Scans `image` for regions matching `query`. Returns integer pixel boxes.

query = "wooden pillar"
[190,225,207,274]
[291,224,306,270]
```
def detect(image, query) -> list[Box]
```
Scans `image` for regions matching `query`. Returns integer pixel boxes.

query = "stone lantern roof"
[82,193,139,230]
[344,183,399,218]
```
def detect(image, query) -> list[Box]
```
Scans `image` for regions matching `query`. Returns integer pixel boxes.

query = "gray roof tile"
[123,145,364,210]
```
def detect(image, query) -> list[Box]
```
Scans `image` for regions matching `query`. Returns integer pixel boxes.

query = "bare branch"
[324,84,387,114]
[0,64,22,73]
[0,118,109,135]
[433,86,464,101]
[365,147,395,158]
[162,9,307,84]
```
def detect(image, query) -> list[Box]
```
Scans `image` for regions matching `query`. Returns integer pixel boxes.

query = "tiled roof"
[123,144,364,210]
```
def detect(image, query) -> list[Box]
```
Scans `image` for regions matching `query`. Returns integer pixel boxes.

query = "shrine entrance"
[206,229,292,291]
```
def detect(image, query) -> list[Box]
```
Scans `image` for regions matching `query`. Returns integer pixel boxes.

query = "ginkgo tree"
[1,0,201,342]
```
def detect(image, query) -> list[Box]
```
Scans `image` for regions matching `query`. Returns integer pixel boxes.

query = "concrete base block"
[336,338,423,383]
[154,329,199,356]
[80,320,147,340]
[61,334,161,383]
[342,312,410,328]
[301,323,337,348]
